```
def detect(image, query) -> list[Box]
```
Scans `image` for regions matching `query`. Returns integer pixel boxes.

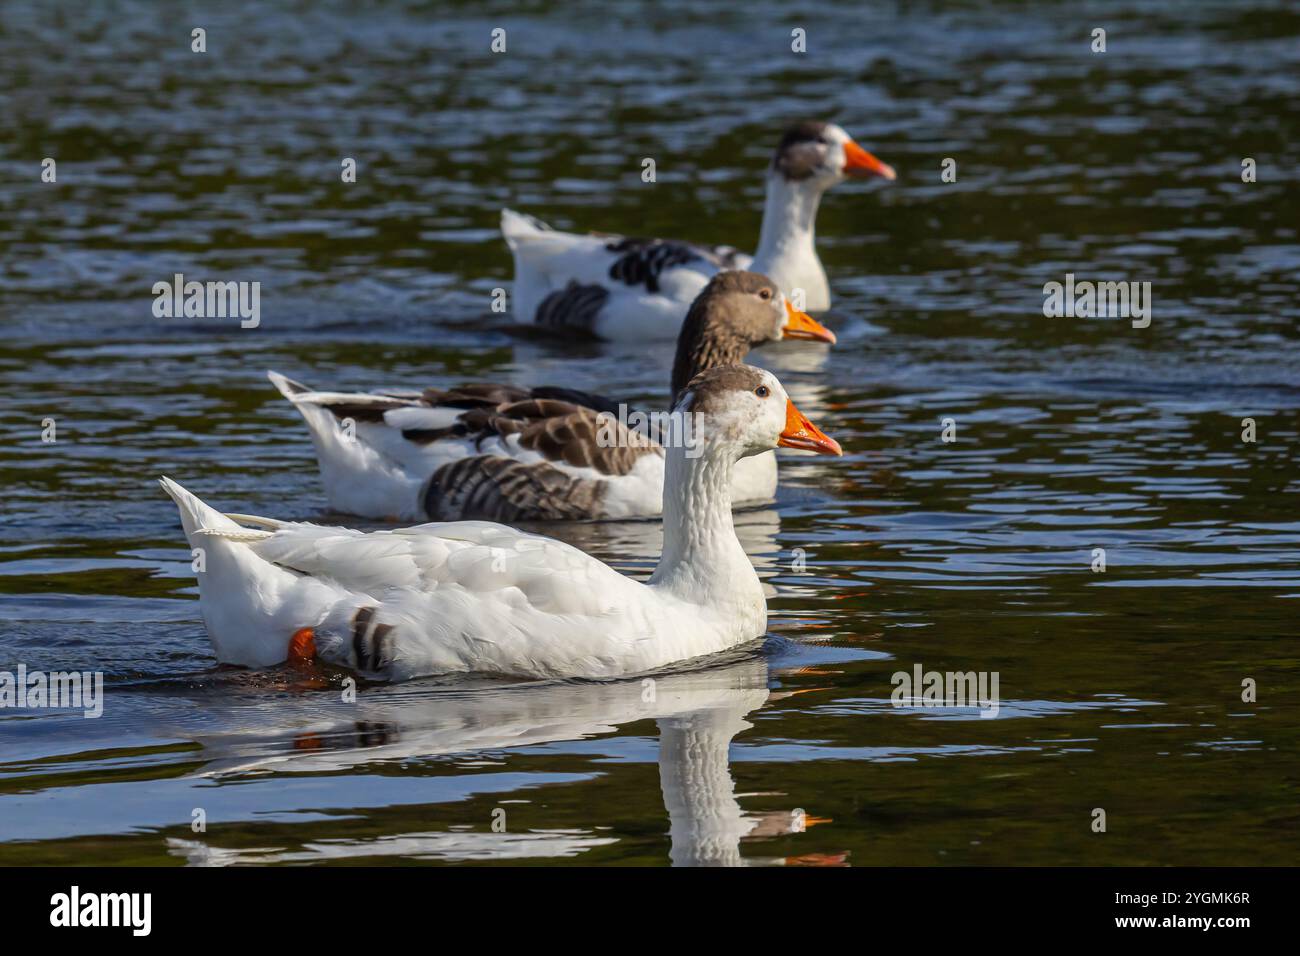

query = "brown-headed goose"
[502,120,894,341]
[160,364,841,680]
[268,271,835,522]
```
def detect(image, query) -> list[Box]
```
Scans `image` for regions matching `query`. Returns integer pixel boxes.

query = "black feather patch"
[323,401,405,423]
[529,385,621,416]
[369,623,393,671]
[605,238,701,293]
[533,280,610,333]
[352,606,375,668]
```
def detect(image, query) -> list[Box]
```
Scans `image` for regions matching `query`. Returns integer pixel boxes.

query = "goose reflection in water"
[168,652,844,866]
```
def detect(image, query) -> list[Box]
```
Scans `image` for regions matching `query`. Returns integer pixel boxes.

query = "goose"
[502,120,895,341]
[268,270,835,522]
[160,364,842,681]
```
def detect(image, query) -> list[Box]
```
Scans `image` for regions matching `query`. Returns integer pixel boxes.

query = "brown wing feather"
[470,400,661,476]
[421,383,534,408]
[419,403,663,521]
[423,456,607,522]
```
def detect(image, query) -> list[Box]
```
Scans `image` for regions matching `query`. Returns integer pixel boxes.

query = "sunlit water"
[1,1,1297,865]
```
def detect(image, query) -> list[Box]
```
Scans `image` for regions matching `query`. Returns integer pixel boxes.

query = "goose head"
[675,364,842,461]
[671,271,835,395]
[771,120,895,188]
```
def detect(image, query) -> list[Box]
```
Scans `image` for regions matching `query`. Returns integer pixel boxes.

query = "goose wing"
[421,398,664,521]
[248,517,629,616]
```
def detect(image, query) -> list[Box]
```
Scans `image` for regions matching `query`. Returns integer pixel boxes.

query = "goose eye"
[755,385,770,398]
[758,288,772,301]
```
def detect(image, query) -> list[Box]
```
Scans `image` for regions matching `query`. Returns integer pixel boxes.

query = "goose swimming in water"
[268,271,835,522]
[502,120,894,341]
[160,365,842,681]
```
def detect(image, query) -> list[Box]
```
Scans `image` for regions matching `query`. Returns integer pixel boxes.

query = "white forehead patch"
[823,123,850,144]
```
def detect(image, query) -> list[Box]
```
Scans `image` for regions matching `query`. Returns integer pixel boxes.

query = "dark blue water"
[1,0,1297,865]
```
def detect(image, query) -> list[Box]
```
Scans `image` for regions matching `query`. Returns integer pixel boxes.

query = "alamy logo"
[891,663,1000,718]
[1042,273,1151,328]
[0,665,103,718]
[596,405,703,457]
[50,886,151,936]
[152,273,260,328]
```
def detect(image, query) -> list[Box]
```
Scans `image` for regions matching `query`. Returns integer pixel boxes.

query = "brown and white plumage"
[270,271,837,522]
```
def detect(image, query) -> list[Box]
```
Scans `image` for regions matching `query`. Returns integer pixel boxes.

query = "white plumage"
[161,366,843,682]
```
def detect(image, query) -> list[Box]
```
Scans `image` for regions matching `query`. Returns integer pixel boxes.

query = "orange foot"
[288,627,317,665]
[293,731,325,751]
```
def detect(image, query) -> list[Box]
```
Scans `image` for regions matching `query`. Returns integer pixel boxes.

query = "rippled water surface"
[2,0,1298,865]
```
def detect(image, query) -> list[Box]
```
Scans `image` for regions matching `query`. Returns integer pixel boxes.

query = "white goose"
[160,365,841,681]
[269,271,835,522]
[503,120,895,341]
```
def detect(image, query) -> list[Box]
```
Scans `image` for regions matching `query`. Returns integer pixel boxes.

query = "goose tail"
[158,477,307,668]
[500,209,568,326]
[266,371,423,520]
[500,207,553,249]
[159,477,245,540]
[267,370,312,400]
[267,368,373,464]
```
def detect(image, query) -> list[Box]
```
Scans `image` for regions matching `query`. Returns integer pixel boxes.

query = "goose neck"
[750,173,824,281]
[670,319,749,397]
[650,444,754,601]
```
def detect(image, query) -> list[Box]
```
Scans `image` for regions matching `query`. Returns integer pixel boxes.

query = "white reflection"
[168,653,831,866]
[170,829,615,864]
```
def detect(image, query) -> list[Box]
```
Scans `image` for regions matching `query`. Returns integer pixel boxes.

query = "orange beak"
[782,299,837,344]
[843,140,896,181]
[778,399,842,456]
